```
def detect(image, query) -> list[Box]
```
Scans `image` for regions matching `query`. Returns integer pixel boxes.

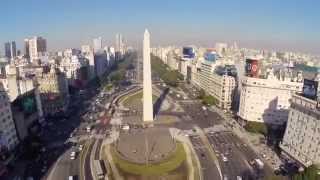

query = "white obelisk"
[143,29,153,122]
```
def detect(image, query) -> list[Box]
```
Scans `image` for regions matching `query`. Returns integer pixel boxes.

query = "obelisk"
[143,29,153,122]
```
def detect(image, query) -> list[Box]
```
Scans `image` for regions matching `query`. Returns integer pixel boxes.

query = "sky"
[0,0,319,54]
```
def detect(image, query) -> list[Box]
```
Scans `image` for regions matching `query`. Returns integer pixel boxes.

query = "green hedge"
[197,89,218,106]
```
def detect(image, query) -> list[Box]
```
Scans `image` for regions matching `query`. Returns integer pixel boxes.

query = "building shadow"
[262,98,288,150]
[153,87,169,118]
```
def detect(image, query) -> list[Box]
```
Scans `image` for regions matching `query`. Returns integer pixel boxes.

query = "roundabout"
[112,139,186,176]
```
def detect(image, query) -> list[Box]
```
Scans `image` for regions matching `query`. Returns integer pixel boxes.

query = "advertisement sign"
[204,50,217,62]
[302,79,318,100]
[245,59,259,77]
[182,47,195,59]
[12,91,38,118]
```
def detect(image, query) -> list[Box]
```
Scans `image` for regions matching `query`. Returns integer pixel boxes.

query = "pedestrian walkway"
[101,128,123,180]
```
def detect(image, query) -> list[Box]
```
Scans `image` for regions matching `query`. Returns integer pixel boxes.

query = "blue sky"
[0,0,319,54]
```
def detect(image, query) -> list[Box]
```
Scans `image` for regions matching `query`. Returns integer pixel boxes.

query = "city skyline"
[0,0,319,55]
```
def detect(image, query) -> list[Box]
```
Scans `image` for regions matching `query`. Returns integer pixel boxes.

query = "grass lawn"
[104,84,113,91]
[111,142,186,176]
[122,91,158,107]
[244,121,268,135]
[293,165,320,180]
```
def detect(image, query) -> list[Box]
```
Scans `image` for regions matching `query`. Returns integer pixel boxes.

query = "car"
[70,151,76,160]
[122,125,130,131]
[41,166,47,173]
[222,156,228,162]
[78,145,84,151]
[274,168,281,175]
[69,175,78,180]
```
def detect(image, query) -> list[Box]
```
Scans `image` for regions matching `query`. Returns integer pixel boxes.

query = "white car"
[70,151,76,160]
[222,156,228,162]
[122,125,130,131]
[78,145,83,151]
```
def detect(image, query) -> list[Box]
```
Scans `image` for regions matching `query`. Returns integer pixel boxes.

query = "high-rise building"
[24,39,30,59]
[0,82,19,151]
[215,43,228,56]
[93,37,102,53]
[27,36,47,62]
[4,41,16,59]
[81,45,92,54]
[115,33,125,60]
[192,60,237,110]
[37,67,69,116]
[1,64,44,140]
[143,29,153,122]
[115,33,122,52]
[238,71,303,125]
[280,93,320,167]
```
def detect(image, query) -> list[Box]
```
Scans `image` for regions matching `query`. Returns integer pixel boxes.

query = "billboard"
[302,79,318,100]
[245,59,259,77]
[182,47,195,59]
[204,50,217,62]
[12,91,38,118]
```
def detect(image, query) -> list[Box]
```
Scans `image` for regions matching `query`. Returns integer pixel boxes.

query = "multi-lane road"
[207,131,256,179]
[46,54,280,180]
[155,82,275,180]
[47,147,80,180]
[190,135,221,180]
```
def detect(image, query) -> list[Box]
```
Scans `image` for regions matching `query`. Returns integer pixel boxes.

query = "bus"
[94,160,105,180]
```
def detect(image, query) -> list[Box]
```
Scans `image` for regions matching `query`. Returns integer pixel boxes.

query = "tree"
[244,121,268,135]
[151,55,183,87]
[110,70,125,85]
[198,89,206,99]
[202,95,217,106]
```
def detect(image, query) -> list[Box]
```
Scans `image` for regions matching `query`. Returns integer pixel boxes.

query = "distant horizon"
[0,0,319,55]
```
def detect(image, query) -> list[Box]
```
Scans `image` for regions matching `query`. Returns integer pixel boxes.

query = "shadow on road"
[153,87,169,118]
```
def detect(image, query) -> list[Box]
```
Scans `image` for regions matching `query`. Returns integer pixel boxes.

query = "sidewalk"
[101,127,123,180]
[209,105,282,170]
[170,128,202,180]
